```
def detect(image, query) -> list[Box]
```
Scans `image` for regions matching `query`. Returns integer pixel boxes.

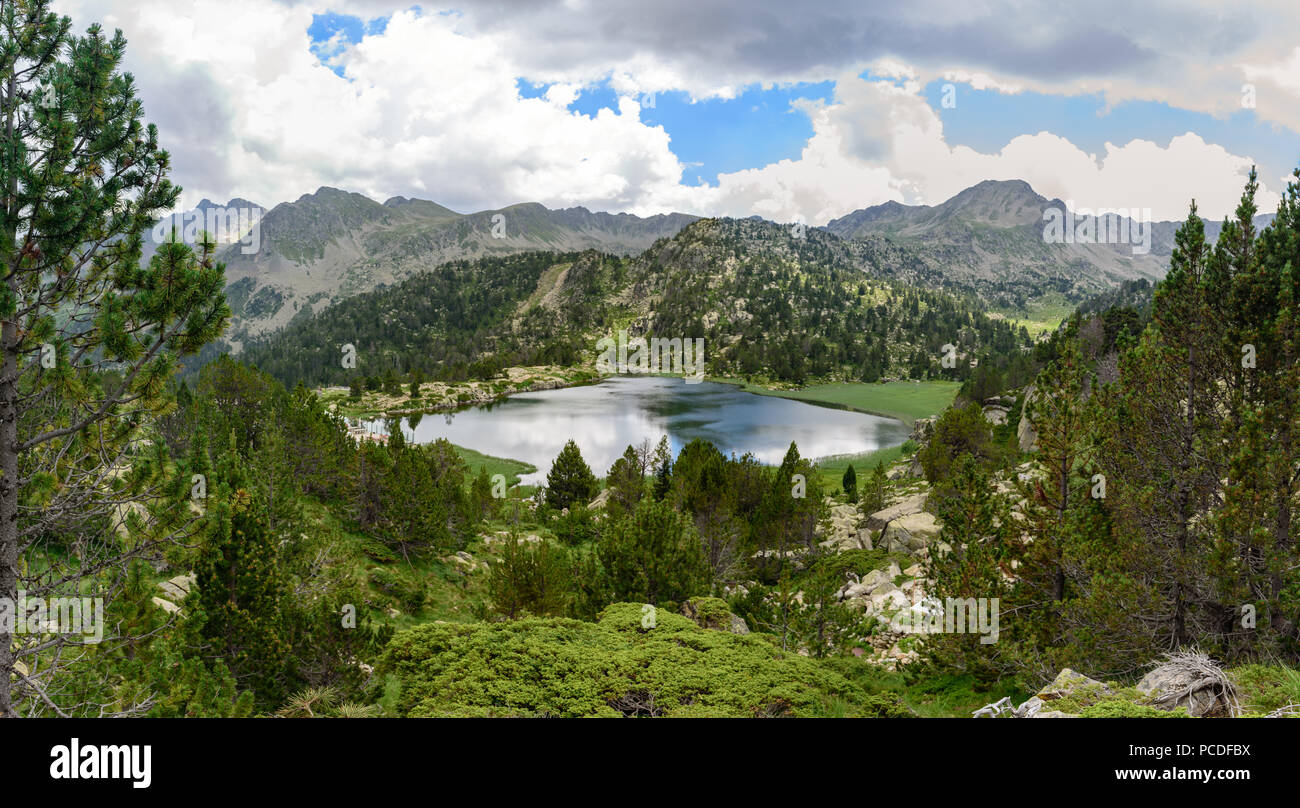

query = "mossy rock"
[1080,700,1189,718]
[680,596,735,631]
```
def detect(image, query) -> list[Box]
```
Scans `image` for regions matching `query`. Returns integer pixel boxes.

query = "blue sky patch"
[308,12,391,76]
[519,79,834,185]
[925,81,1298,190]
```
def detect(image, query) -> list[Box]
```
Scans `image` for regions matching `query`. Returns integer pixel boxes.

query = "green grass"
[453,444,535,489]
[815,444,913,492]
[994,291,1075,338]
[719,379,960,427]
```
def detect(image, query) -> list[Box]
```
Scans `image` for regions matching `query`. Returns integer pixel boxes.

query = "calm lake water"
[364,376,911,485]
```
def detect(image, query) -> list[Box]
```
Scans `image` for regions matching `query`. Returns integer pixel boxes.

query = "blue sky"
[519,79,836,186]
[307,11,389,75]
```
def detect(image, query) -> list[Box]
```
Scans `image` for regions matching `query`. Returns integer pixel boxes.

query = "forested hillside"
[240,217,1034,389]
[921,169,1300,685]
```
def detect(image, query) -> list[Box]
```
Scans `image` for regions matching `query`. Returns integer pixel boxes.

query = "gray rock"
[1016,696,1044,717]
[1137,663,1234,717]
[878,524,913,553]
[982,405,1010,425]
[861,569,892,592]
[1018,384,1038,452]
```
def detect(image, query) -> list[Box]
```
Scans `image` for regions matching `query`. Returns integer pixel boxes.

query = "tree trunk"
[0,288,18,717]
[0,71,18,718]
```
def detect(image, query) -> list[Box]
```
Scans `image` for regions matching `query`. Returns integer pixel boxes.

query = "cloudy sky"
[52,0,1300,222]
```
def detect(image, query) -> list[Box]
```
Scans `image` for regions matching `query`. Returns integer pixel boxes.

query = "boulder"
[866,492,929,531]
[861,568,896,593]
[878,524,912,553]
[839,582,873,601]
[818,501,866,551]
[910,417,935,445]
[879,523,930,553]
[151,596,181,615]
[1037,668,1111,702]
[870,587,908,612]
[1137,655,1237,718]
[681,597,750,635]
[892,510,941,541]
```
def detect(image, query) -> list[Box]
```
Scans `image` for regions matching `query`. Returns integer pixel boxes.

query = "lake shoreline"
[319,364,958,431]
[359,376,916,486]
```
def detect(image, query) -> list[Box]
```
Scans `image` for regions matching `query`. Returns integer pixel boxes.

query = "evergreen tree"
[598,497,710,605]
[470,465,498,521]
[605,444,645,520]
[752,442,825,583]
[860,461,888,514]
[651,435,673,501]
[1019,339,1094,607]
[0,3,230,716]
[545,439,598,511]
[189,434,293,710]
[489,529,571,619]
[841,464,857,501]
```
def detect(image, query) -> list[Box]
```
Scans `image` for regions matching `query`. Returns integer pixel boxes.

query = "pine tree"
[925,455,1020,680]
[841,464,857,502]
[470,465,498,520]
[0,3,230,716]
[651,436,673,501]
[1094,204,1222,650]
[545,439,598,511]
[489,527,571,619]
[598,497,710,605]
[1237,171,1300,647]
[752,442,825,583]
[1019,339,1093,607]
[605,445,645,520]
[860,460,888,514]
[189,434,293,710]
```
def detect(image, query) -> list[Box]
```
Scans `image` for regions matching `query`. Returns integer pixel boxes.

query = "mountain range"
[166,179,1273,350]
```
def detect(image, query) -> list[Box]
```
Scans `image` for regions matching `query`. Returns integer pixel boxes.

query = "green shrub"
[369,566,428,612]
[380,602,909,718]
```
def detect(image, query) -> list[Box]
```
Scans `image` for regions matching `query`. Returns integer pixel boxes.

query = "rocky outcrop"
[1017,384,1038,452]
[818,500,873,552]
[982,404,1010,425]
[865,492,941,553]
[977,669,1110,718]
[910,417,935,445]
